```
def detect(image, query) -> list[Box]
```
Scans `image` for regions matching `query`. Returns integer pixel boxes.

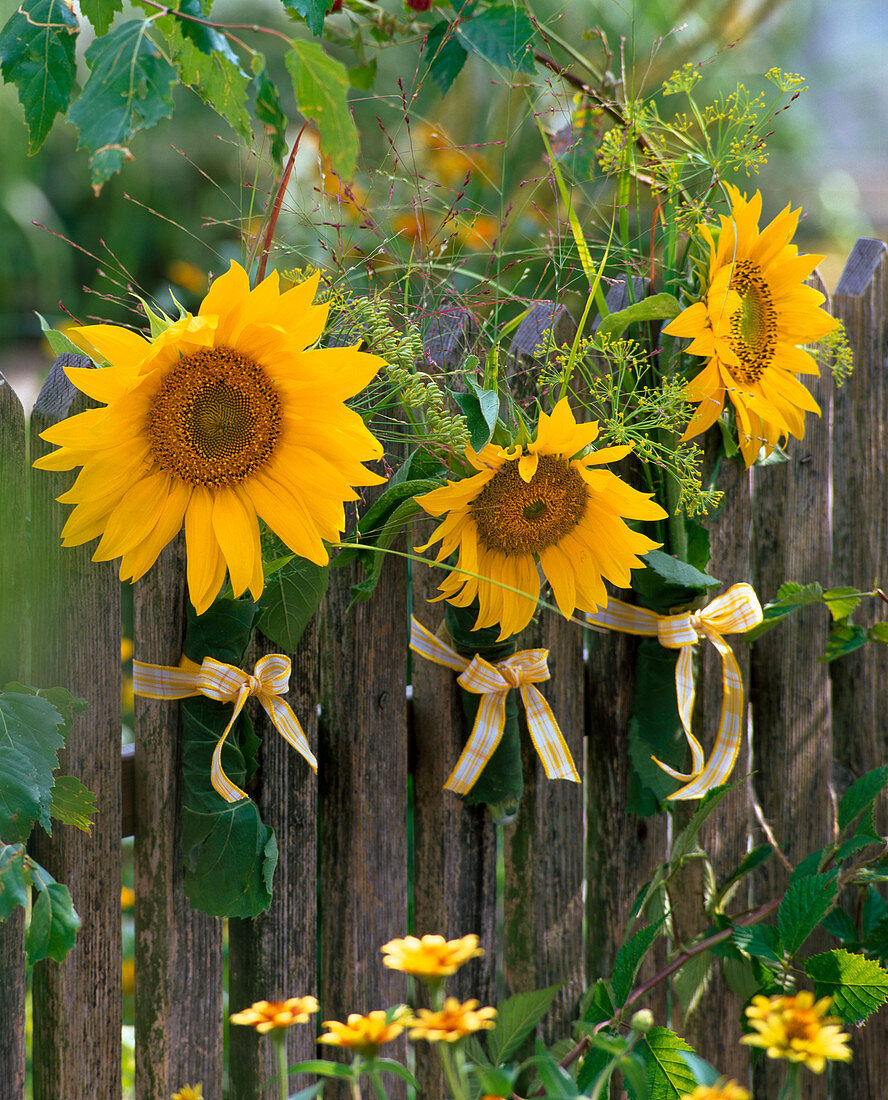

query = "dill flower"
[414,398,666,639]
[740,991,852,1072]
[664,185,839,466]
[229,996,319,1034]
[319,1008,411,1055]
[35,261,385,614]
[381,934,484,978]
[408,998,497,1042]
[680,1082,749,1100]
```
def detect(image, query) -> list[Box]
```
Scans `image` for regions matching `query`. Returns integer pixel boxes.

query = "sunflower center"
[146,346,282,486]
[725,259,778,385]
[470,453,587,555]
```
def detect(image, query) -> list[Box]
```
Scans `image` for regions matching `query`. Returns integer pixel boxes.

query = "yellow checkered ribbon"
[410,616,580,795]
[133,653,316,803]
[586,584,762,800]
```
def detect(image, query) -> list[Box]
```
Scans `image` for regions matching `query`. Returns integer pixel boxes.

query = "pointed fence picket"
[0,238,886,1100]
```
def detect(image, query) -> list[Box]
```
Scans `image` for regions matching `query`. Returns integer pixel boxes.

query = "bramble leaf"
[424,20,469,96]
[822,586,863,621]
[805,949,888,1024]
[0,0,79,154]
[282,0,335,38]
[0,692,67,842]
[629,1027,695,1100]
[485,983,561,1064]
[837,765,888,832]
[285,40,358,178]
[821,622,867,662]
[250,56,288,164]
[612,918,665,1008]
[778,871,838,955]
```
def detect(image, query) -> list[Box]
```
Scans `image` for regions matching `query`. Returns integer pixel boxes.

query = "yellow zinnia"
[740,990,852,1073]
[381,933,483,978]
[171,1086,203,1100]
[319,1008,411,1055]
[408,998,497,1042]
[663,185,839,467]
[34,261,385,614]
[414,398,666,639]
[680,1082,749,1100]
[229,996,319,1034]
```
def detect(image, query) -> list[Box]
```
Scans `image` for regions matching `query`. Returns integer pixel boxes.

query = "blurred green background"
[1,0,885,410]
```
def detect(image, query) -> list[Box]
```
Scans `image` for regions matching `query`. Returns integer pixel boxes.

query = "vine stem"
[136,0,293,45]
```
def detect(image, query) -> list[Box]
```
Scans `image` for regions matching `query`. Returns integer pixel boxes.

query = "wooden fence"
[0,237,886,1100]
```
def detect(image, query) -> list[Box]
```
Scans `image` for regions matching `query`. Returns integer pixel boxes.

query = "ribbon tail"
[210,688,250,803]
[409,616,468,673]
[652,646,707,783]
[132,660,201,701]
[520,684,579,782]
[263,695,318,772]
[444,691,507,796]
[667,629,744,800]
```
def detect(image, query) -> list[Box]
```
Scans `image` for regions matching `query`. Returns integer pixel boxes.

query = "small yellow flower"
[120,885,135,909]
[740,991,852,1073]
[230,996,319,1034]
[408,998,497,1042]
[681,1080,750,1100]
[319,1008,411,1055]
[380,934,484,978]
[121,958,135,996]
[171,1086,203,1100]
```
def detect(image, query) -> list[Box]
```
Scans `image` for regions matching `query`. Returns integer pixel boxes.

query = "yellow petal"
[184,488,228,614]
[211,488,261,600]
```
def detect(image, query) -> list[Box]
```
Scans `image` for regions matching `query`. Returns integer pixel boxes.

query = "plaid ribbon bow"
[409,616,580,795]
[133,653,316,802]
[586,583,762,800]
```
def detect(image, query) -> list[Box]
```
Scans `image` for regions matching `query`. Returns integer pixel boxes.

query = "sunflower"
[414,399,666,639]
[663,185,839,467]
[34,262,385,613]
[740,991,852,1073]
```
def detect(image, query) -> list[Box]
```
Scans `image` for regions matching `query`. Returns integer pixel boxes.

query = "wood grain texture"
[228,622,320,1099]
[29,356,122,1100]
[830,239,888,1098]
[410,536,498,1099]
[133,534,224,1100]
[0,373,27,1099]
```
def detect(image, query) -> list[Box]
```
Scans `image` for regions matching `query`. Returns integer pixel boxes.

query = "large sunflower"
[414,399,666,639]
[35,261,385,613]
[663,185,839,466]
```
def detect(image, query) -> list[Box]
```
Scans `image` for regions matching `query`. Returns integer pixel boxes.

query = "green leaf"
[838,765,888,832]
[373,1058,420,1088]
[731,923,783,965]
[612,919,665,1009]
[0,0,79,154]
[744,581,824,640]
[822,586,863,621]
[869,622,888,644]
[639,550,720,595]
[337,476,439,567]
[805,948,888,1024]
[576,1040,613,1096]
[0,842,29,919]
[49,776,97,834]
[285,41,357,179]
[822,622,867,663]
[347,60,377,91]
[671,951,713,1022]
[424,20,468,96]
[716,844,773,905]
[676,1051,720,1089]
[0,692,67,842]
[282,0,335,38]
[159,15,251,141]
[36,313,87,359]
[454,6,536,73]
[250,55,287,164]
[580,978,615,1026]
[288,1061,357,1080]
[626,642,688,812]
[486,983,561,1064]
[630,1027,695,1100]
[256,558,329,651]
[778,872,838,956]
[26,880,80,963]
[69,20,178,189]
[669,784,737,873]
[173,0,240,66]
[453,380,500,451]
[862,884,888,939]
[525,1046,580,1100]
[80,0,123,35]
[596,295,682,339]
[347,498,421,606]
[822,907,859,946]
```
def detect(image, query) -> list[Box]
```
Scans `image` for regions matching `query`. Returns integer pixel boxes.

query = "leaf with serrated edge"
[838,765,888,832]
[0,843,29,919]
[612,918,665,1008]
[25,880,80,963]
[486,983,561,1064]
[778,872,838,956]
[454,6,536,73]
[806,949,888,1024]
[285,41,357,178]
[50,775,97,834]
[632,1027,695,1100]
[80,0,122,34]
[0,692,67,841]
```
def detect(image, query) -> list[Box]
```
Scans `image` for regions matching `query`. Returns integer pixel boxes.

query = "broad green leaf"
[619,1051,650,1100]
[676,1051,720,1089]
[159,16,251,141]
[256,558,329,651]
[822,622,867,663]
[0,692,67,841]
[454,6,535,73]
[805,948,888,1024]
[250,55,287,164]
[454,380,500,451]
[285,41,357,178]
[485,983,561,1064]
[69,20,178,188]
[0,0,78,153]
[337,476,440,566]
[174,0,240,66]
[822,586,863,621]
[822,907,859,946]
[626,643,688,812]
[629,1027,695,1100]
[596,295,682,339]
[716,844,773,906]
[671,951,712,1022]
[80,0,122,35]
[576,1040,613,1096]
[869,622,888,644]
[778,872,838,955]
[863,913,888,959]
[36,313,86,359]
[744,581,824,640]
[282,0,335,38]
[347,60,377,91]
[669,784,737,872]
[731,923,783,965]
[424,20,468,96]
[50,775,97,834]
[640,550,720,593]
[347,498,421,607]
[373,1058,420,1088]
[0,842,29,919]
[838,765,888,832]
[612,919,665,1009]
[580,978,615,1026]
[26,880,80,963]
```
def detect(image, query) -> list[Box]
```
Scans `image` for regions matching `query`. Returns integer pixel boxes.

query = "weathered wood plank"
[133,534,224,1100]
[29,356,122,1100]
[228,622,320,1099]
[0,372,28,1099]
[831,238,888,1098]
